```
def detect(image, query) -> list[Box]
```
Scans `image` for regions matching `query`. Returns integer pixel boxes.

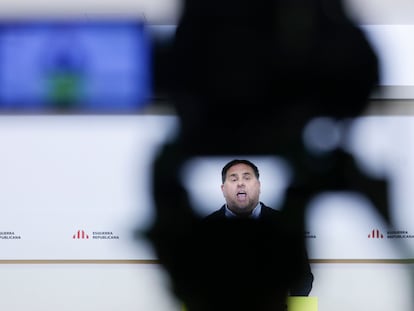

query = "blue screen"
[0,19,152,113]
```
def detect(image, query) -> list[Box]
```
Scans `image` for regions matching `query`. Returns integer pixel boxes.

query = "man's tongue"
[237,193,247,201]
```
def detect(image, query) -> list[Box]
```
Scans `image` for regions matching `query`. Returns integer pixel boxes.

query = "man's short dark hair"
[221,159,260,183]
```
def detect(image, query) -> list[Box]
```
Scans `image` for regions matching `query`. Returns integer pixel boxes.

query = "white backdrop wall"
[0,115,414,311]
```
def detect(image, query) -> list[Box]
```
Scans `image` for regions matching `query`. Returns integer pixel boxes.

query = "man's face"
[221,163,261,216]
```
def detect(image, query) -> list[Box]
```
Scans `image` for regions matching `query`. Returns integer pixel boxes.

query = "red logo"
[73,230,89,239]
[368,229,384,239]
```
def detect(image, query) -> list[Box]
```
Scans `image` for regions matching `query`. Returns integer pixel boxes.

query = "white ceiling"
[0,0,412,25]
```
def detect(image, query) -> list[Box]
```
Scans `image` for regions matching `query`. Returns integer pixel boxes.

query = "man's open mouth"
[237,191,247,199]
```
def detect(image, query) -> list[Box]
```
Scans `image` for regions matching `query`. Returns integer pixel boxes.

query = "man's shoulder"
[259,203,286,223]
[204,205,226,221]
[260,203,281,216]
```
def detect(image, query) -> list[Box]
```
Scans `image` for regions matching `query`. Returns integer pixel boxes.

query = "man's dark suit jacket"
[204,202,314,296]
